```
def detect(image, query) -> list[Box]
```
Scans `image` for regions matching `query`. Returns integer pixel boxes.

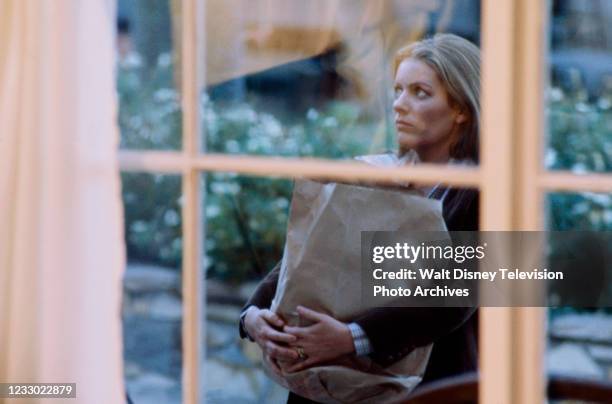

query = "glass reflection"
[202,0,481,161]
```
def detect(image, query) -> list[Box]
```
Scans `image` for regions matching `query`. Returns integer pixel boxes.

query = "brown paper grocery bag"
[266,177,448,404]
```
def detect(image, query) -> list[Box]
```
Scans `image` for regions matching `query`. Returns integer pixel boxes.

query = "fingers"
[264,354,282,377]
[245,308,284,340]
[277,359,296,373]
[261,309,284,328]
[285,356,317,373]
[283,318,319,340]
[296,306,326,322]
[283,325,312,338]
[263,327,297,344]
[265,340,299,361]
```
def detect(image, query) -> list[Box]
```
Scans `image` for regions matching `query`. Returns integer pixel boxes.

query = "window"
[545,0,612,394]
[118,1,612,403]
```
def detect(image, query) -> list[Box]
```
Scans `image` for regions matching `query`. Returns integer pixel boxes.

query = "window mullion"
[480,1,521,403]
[181,0,204,403]
[118,151,483,186]
[481,0,548,403]
[514,0,548,403]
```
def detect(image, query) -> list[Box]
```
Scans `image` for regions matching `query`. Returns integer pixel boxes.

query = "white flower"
[225,105,257,123]
[571,202,589,215]
[130,221,148,233]
[603,210,612,226]
[225,140,241,153]
[545,149,557,168]
[322,117,338,128]
[120,52,143,69]
[206,205,221,218]
[589,211,602,225]
[274,198,289,209]
[571,163,588,174]
[153,88,177,103]
[164,209,180,226]
[157,52,172,68]
[597,98,611,110]
[583,193,611,206]
[210,182,240,195]
[575,102,590,113]
[307,108,319,121]
[548,87,564,103]
[260,114,283,138]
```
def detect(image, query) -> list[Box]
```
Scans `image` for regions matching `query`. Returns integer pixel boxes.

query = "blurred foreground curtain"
[0,1,125,403]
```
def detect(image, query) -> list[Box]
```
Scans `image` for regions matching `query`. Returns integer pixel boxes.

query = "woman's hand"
[243,306,299,370]
[283,306,355,372]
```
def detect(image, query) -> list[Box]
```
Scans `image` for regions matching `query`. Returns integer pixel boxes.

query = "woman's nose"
[393,95,410,115]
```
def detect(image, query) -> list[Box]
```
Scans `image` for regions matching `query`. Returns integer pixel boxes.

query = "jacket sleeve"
[354,306,476,365]
[357,187,480,364]
[238,261,281,339]
[243,261,281,310]
[242,262,281,311]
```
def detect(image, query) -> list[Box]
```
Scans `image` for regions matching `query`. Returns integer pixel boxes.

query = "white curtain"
[0,1,125,403]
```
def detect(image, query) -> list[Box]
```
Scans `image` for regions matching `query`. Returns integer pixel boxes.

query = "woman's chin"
[396,133,421,153]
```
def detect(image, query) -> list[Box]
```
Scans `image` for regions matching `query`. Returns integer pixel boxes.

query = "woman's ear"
[455,110,468,124]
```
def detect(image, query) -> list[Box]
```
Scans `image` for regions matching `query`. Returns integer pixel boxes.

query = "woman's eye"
[394,87,402,98]
[415,88,428,99]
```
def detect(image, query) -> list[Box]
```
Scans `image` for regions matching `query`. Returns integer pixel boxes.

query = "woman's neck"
[415,144,451,164]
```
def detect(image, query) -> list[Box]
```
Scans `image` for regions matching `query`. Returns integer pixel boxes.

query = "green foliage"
[546,88,611,174]
[122,173,182,266]
[546,87,611,231]
[204,173,293,282]
[204,96,374,158]
[118,50,183,268]
[117,52,181,150]
[545,87,611,315]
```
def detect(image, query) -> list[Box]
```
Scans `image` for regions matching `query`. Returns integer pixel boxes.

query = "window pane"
[547,1,612,173]
[546,192,612,390]
[122,173,183,404]
[204,173,292,403]
[117,0,182,150]
[202,172,484,402]
[202,0,481,163]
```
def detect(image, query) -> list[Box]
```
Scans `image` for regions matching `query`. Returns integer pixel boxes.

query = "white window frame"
[118,0,612,402]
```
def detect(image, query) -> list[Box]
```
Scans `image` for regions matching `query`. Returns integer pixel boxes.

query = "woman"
[239,33,480,403]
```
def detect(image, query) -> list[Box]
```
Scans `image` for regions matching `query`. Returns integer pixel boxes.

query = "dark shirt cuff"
[239,305,256,341]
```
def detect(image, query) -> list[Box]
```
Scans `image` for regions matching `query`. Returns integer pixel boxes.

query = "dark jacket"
[240,186,479,384]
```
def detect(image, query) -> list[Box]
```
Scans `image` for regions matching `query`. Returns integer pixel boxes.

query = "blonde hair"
[394,33,481,161]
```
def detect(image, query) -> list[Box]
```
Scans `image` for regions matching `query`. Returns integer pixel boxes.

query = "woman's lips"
[395,121,416,131]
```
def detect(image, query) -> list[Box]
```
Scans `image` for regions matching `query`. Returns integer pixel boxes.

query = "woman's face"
[393,57,465,162]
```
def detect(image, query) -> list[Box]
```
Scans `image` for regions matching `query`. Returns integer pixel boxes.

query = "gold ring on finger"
[297,346,307,360]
